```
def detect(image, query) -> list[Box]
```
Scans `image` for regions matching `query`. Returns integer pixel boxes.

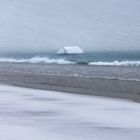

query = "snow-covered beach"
[0,84,140,140]
[0,61,140,140]
[0,0,140,139]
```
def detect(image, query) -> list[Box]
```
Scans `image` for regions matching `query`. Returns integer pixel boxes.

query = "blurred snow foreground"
[57,46,84,54]
[0,85,140,140]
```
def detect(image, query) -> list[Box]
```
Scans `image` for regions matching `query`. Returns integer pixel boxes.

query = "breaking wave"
[89,60,140,66]
[0,57,140,66]
[0,57,75,64]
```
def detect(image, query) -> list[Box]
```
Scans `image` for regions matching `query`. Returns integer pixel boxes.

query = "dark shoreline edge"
[0,73,140,103]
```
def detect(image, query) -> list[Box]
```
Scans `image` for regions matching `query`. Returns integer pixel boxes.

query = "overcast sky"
[0,0,140,53]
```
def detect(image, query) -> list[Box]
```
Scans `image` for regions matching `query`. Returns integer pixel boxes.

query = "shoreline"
[0,73,140,103]
[0,63,140,102]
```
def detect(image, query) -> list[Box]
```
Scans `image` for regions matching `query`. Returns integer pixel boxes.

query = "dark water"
[0,52,140,81]
[0,52,140,66]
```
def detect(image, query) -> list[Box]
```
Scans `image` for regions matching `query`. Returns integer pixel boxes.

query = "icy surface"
[57,46,84,54]
[0,85,140,140]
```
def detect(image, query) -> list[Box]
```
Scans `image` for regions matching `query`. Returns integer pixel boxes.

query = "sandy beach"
[0,64,140,140]
[0,63,140,102]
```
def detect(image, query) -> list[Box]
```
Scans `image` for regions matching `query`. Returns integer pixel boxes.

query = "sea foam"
[0,57,75,64]
[89,60,140,66]
[0,57,140,66]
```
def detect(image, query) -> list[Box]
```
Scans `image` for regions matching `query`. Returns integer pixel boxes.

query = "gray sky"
[0,0,140,53]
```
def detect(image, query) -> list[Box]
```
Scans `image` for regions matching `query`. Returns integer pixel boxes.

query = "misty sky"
[0,0,140,53]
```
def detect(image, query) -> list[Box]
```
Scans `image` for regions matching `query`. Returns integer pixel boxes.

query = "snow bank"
[0,85,140,140]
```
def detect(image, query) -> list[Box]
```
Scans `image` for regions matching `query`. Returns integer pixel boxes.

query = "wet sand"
[0,63,140,102]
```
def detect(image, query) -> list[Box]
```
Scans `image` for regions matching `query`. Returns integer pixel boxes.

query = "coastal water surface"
[0,52,140,81]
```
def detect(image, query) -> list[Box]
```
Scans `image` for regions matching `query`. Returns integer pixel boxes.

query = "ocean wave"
[89,60,140,66]
[0,57,140,66]
[0,57,75,64]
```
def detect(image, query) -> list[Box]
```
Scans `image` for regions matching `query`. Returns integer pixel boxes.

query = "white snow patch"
[0,84,140,140]
[57,46,84,54]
